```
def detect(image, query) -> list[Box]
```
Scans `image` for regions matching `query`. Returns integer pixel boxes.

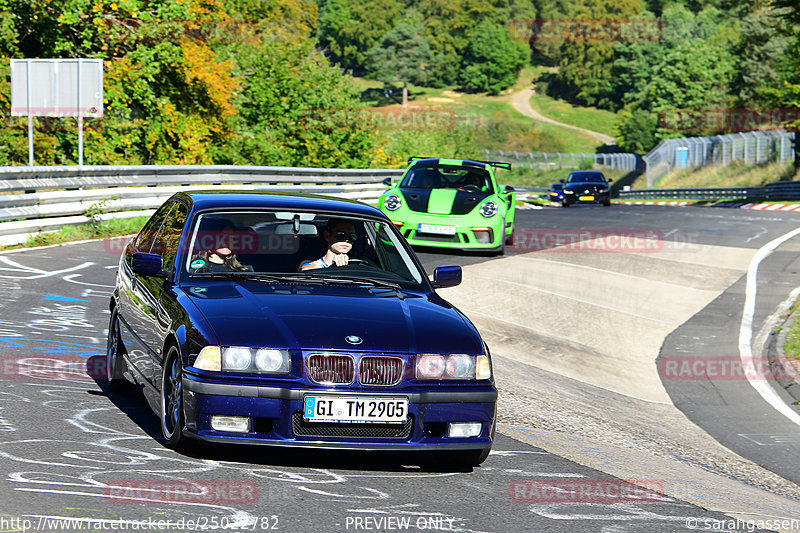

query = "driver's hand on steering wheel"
[331,253,349,266]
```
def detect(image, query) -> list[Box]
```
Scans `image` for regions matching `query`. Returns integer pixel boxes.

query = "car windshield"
[184,211,427,289]
[400,164,493,193]
[568,172,606,183]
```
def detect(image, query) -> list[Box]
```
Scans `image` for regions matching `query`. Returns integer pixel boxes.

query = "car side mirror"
[382,177,393,187]
[607,178,614,183]
[132,252,167,278]
[559,179,565,184]
[432,265,462,288]
[503,185,515,193]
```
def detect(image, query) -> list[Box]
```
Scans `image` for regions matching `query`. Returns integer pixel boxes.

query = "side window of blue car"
[151,202,189,272]
[135,201,175,252]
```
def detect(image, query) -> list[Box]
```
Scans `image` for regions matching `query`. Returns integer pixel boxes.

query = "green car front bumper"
[383,208,509,251]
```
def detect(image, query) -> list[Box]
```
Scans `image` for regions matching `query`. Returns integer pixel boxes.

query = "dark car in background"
[561,170,613,207]
[106,191,497,466]
[549,182,563,202]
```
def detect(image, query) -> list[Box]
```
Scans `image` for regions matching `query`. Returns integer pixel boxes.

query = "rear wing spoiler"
[407,157,512,170]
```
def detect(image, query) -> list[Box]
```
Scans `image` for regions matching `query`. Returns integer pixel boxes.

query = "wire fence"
[642,130,796,187]
[484,150,639,172]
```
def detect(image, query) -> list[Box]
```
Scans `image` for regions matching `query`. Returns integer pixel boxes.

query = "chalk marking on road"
[465,281,674,325]
[0,257,93,279]
[515,255,739,289]
[62,273,114,288]
[740,226,800,427]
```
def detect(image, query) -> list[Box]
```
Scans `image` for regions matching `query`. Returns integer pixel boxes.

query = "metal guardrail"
[618,181,800,201]
[0,164,405,245]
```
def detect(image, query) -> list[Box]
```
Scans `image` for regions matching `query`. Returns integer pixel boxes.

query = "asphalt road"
[1,204,799,532]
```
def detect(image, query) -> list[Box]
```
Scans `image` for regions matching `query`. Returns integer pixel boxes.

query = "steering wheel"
[459,184,481,193]
[345,258,373,266]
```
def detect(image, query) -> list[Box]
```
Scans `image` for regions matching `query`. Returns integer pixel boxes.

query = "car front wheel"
[106,308,127,391]
[562,200,570,208]
[161,345,188,450]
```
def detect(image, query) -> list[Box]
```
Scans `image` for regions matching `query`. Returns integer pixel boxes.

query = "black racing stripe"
[400,188,432,213]
[451,190,491,215]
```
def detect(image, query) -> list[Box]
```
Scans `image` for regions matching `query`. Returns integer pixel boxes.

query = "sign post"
[10,58,103,166]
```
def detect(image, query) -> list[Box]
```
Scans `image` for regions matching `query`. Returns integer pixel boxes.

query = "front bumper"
[387,212,507,251]
[181,375,497,451]
[563,191,610,204]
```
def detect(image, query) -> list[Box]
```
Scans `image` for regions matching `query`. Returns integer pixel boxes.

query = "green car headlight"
[480,200,498,218]
[384,194,401,211]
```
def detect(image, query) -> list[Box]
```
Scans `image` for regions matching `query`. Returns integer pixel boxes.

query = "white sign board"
[10,58,103,117]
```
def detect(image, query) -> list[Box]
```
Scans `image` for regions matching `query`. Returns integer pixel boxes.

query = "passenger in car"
[299,219,357,270]
[190,219,251,272]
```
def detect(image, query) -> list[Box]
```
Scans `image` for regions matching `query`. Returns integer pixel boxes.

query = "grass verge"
[641,161,797,189]
[782,299,800,384]
[0,216,149,252]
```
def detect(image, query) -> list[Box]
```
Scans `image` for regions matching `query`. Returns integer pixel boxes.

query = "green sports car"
[379,157,516,254]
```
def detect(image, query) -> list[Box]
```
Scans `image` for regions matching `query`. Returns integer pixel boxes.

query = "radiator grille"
[358,356,404,386]
[306,354,355,384]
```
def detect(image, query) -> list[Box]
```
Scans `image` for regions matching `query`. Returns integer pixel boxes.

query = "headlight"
[384,194,401,211]
[479,200,498,218]
[194,346,291,373]
[223,347,252,370]
[255,348,291,373]
[416,354,488,380]
[194,346,221,371]
[564,189,574,194]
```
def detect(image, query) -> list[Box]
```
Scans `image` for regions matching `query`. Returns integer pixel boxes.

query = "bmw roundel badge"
[345,335,363,345]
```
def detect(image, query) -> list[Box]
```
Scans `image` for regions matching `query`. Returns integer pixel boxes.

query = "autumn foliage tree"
[0,0,391,167]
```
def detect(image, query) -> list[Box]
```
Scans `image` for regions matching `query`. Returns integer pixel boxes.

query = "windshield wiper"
[312,276,401,289]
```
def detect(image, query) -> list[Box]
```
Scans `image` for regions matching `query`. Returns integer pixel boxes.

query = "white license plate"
[418,224,456,235]
[579,195,595,201]
[303,396,408,424]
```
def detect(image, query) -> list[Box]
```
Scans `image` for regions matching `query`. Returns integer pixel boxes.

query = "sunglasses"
[333,231,357,242]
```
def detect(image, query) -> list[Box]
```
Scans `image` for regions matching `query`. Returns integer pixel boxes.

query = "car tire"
[505,230,514,247]
[603,200,611,207]
[161,345,189,450]
[105,308,127,392]
[562,200,570,208]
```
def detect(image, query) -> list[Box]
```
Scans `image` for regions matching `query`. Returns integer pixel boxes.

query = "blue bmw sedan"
[107,191,497,465]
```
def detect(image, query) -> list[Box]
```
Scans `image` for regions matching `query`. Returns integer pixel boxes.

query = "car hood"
[182,281,483,354]
[399,187,492,215]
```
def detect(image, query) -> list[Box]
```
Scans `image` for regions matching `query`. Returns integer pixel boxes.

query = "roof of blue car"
[176,190,385,218]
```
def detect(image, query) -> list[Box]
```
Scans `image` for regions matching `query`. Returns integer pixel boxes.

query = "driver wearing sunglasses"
[300,219,358,271]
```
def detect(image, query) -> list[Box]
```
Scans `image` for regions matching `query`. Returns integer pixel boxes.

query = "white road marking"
[739,226,800,427]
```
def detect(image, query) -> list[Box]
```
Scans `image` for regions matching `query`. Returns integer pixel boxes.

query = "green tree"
[459,20,528,94]
[733,8,791,107]
[367,19,434,106]
[317,0,404,74]
[614,107,657,152]
[550,0,643,108]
